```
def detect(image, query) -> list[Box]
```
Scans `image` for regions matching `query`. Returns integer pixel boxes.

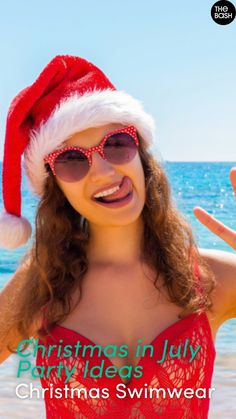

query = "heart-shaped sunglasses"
[44,125,139,182]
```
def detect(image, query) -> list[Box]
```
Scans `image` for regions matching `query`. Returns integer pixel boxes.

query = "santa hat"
[0,54,156,250]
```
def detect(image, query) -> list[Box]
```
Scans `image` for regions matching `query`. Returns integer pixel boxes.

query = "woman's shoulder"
[198,247,236,323]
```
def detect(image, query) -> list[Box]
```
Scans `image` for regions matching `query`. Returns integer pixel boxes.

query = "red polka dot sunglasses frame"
[44,125,140,182]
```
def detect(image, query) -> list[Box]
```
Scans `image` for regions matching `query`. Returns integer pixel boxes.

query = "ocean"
[0,161,236,418]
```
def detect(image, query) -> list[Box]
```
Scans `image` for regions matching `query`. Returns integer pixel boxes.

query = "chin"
[93,208,144,227]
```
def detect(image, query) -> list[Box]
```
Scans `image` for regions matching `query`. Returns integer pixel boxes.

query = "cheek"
[57,180,85,208]
[132,156,145,188]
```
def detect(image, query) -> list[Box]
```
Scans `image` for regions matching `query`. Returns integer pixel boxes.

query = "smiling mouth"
[93,177,132,203]
[95,191,131,204]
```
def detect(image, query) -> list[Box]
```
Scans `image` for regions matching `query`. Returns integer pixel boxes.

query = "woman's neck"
[86,216,144,266]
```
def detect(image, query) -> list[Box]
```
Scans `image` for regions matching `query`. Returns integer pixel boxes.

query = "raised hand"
[193,167,236,251]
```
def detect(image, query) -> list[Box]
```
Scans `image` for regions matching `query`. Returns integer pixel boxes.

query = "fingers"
[193,206,236,250]
[230,167,236,197]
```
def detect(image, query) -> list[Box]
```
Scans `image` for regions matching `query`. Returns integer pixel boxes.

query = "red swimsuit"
[36,263,216,419]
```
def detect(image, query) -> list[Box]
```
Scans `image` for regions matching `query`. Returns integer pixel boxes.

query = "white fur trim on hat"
[0,211,32,250]
[23,89,156,197]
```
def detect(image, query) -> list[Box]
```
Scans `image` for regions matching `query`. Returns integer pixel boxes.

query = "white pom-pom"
[0,211,32,250]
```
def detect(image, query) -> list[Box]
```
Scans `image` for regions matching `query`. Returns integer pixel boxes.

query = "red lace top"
[36,262,216,419]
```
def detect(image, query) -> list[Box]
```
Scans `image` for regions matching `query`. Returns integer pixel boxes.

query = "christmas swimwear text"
[16,338,201,384]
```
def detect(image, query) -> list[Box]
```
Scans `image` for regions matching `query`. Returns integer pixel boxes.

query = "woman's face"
[55,123,146,227]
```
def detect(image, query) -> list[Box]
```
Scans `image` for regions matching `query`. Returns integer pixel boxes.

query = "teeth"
[94,185,120,198]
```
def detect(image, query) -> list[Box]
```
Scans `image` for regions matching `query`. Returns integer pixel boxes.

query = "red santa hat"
[0,55,156,250]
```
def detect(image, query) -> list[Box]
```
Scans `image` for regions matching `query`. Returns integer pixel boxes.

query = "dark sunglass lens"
[54,150,89,182]
[104,133,137,164]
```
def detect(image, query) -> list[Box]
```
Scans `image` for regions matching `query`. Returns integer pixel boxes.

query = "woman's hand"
[193,167,236,251]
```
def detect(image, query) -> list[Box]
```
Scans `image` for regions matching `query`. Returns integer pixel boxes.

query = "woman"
[0,55,235,418]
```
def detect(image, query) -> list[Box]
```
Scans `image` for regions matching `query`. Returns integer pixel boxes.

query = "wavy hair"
[8,132,216,351]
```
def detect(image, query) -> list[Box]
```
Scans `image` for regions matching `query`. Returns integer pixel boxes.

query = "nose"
[89,152,116,181]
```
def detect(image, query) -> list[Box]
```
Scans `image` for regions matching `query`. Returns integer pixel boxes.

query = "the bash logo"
[211,0,236,25]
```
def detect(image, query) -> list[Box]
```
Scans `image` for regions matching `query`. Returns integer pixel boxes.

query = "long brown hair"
[9,132,216,350]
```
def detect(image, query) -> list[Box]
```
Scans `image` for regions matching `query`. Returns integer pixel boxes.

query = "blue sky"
[0,0,235,161]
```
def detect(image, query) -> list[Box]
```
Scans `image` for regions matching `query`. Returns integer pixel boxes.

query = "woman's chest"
[51,265,217,386]
[59,267,191,366]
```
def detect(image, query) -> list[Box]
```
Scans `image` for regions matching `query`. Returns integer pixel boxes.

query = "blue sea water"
[0,161,236,418]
